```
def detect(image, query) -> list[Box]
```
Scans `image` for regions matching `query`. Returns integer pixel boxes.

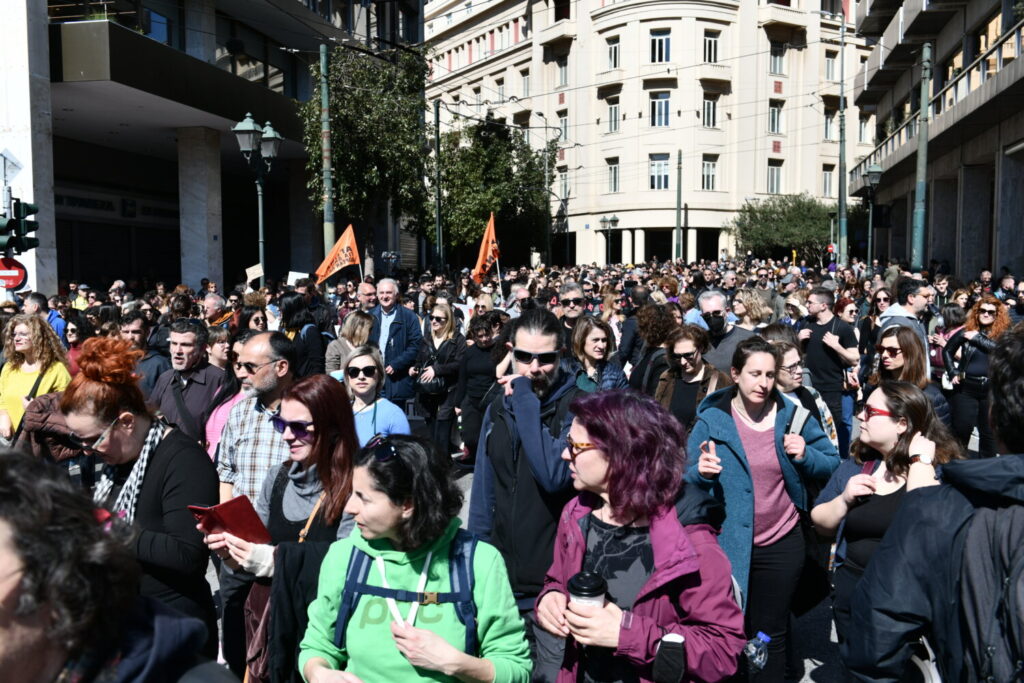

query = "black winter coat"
[416,333,466,419]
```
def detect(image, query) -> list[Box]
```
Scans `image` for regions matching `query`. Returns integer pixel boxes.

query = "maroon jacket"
[538,489,745,683]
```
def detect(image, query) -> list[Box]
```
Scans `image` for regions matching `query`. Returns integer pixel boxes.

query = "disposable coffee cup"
[567,571,607,607]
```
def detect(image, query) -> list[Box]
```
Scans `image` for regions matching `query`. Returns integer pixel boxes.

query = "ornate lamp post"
[232,113,282,287]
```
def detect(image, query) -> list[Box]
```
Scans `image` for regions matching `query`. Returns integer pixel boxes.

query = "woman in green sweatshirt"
[300,434,531,683]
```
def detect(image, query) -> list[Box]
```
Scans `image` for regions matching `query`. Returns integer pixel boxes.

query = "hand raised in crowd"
[536,591,570,637]
[783,433,806,461]
[840,473,877,506]
[697,440,722,479]
[564,600,623,648]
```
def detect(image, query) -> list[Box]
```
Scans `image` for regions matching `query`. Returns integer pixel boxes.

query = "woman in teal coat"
[685,337,838,682]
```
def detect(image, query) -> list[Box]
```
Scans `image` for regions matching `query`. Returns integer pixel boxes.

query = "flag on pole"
[472,212,500,284]
[315,224,360,284]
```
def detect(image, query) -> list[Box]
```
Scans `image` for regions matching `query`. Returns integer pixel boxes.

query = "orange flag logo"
[316,225,360,284]
[471,213,499,284]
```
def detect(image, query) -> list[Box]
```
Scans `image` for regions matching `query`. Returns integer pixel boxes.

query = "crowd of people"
[0,255,1023,683]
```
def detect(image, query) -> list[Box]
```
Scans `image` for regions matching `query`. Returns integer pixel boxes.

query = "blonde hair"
[732,289,771,325]
[342,345,385,401]
[4,314,69,371]
[430,303,456,341]
[340,310,373,347]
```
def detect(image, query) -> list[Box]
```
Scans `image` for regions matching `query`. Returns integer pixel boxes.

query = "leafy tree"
[427,114,557,262]
[730,193,834,265]
[299,45,429,247]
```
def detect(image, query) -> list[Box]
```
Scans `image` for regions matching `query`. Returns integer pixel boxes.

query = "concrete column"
[929,178,957,267]
[958,165,994,277]
[634,228,646,263]
[184,0,217,63]
[620,228,633,264]
[995,151,1024,274]
[177,127,223,291]
[889,197,909,261]
[288,161,318,273]
[686,229,698,263]
[0,0,57,295]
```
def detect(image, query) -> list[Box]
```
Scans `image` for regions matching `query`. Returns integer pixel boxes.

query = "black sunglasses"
[346,365,378,379]
[430,315,448,323]
[560,297,585,307]
[270,415,315,443]
[671,350,699,363]
[512,348,559,365]
[366,434,399,462]
[701,311,725,319]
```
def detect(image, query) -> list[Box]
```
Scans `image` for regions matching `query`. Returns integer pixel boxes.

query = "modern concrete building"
[425,0,873,265]
[2,0,420,294]
[849,0,1024,275]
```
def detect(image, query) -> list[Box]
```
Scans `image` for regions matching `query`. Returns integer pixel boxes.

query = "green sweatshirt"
[299,518,531,682]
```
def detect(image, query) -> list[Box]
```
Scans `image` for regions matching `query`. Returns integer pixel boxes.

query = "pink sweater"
[205,391,246,460]
[735,417,799,546]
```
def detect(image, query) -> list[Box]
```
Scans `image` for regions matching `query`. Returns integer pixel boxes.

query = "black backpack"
[959,504,1024,682]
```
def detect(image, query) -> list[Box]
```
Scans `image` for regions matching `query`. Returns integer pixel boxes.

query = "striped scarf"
[92,418,168,525]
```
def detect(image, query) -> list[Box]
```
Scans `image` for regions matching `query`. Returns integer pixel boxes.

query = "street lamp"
[599,216,610,265]
[863,163,882,268]
[232,113,282,287]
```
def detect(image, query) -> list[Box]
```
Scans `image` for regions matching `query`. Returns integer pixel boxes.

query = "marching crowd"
[1,255,1023,683]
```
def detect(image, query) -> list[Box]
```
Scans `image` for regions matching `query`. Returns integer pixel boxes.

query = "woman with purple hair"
[535,390,746,682]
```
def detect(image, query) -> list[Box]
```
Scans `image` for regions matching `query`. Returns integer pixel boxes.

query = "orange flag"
[315,224,360,284]
[471,213,499,284]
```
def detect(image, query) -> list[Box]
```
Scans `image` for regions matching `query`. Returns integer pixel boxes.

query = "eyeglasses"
[366,434,398,462]
[979,307,998,316]
[670,350,699,363]
[560,297,585,307]
[779,362,803,375]
[270,416,315,443]
[875,345,903,358]
[234,359,277,374]
[346,365,378,379]
[566,437,597,462]
[701,311,725,319]
[66,327,79,335]
[430,315,448,323]
[512,348,559,365]
[861,404,895,421]
[69,416,119,454]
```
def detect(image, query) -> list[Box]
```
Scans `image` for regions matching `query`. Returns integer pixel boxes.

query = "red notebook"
[189,496,272,544]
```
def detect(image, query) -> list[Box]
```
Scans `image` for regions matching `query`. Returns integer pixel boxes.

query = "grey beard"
[531,368,559,399]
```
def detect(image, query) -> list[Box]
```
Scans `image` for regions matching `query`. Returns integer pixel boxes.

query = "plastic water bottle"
[743,632,770,673]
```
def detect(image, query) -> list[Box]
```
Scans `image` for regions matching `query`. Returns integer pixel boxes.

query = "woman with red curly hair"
[943,293,1011,457]
[535,390,745,682]
[60,336,219,656]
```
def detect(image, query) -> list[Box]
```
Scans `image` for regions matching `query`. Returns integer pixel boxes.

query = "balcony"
[902,0,963,39]
[758,1,807,30]
[697,62,733,83]
[856,0,902,37]
[538,19,575,47]
[849,19,1024,195]
[855,9,916,104]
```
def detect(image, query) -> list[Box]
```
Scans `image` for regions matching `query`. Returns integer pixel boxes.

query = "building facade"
[425,0,873,265]
[3,0,419,294]
[849,0,1024,276]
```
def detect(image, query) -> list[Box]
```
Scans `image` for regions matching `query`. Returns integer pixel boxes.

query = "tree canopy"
[730,193,835,265]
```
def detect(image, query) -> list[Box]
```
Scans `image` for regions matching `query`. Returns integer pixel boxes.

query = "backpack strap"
[333,548,374,649]
[449,529,479,655]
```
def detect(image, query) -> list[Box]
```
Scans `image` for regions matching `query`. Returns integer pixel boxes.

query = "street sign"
[0,257,27,290]
[827,243,835,253]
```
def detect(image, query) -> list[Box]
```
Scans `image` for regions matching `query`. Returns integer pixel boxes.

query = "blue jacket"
[685,387,840,600]
[48,309,66,343]
[369,304,424,401]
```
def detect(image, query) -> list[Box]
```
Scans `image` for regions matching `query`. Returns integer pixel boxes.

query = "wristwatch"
[909,452,934,465]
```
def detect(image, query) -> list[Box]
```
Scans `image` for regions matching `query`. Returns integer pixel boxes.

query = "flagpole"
[495,253,503,305]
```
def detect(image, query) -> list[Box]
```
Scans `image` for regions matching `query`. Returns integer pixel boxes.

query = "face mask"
[703,313,726,335]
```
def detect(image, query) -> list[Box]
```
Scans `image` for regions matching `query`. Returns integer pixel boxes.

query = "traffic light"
[0,199,40,254]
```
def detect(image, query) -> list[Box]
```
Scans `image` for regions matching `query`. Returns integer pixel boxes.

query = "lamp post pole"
[864,163,882,268]
[320,43,335,258]
[838,17,848,266]
[911,43,931,270]
[675,149,682,261]
[232,113,282,289]
[434,98,444,271]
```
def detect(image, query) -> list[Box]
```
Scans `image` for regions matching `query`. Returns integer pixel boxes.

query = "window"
[768,99,783,134]
[825,50,837,82]
[556,56,568,87]
[649,153,670,190]
[859,116,869,143]
[769,42,786,75]
[703,94,718,128]
[554,0,570,21]
[824,108,836,140]
[473,87,482,112]
[607,36,620,69]
[702,154,718,191]
[650,29,671,63]
[650,92,671,127]
[496,78,505,102]
[558,168,569,198]
[822,164,834,197]
[607,97,619,133]
[607,157,620,193]
[703,30,719,64]
[465,1,472,15]
[521,69,530,96]
[558,111,568,141]
[767,159,783,194]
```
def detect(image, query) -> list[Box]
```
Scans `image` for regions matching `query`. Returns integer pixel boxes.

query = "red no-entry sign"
[0,258,28,290]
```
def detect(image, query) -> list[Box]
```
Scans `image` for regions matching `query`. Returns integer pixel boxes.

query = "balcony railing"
[850,18,1024,185]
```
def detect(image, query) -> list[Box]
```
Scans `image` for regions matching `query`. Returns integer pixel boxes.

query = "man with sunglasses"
[699,290,756,374]
[214,331,296,676]
[469,308,582,679]
[556,282,589,351]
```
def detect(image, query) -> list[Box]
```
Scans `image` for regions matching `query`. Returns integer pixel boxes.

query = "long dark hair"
[279,292,313,330]
[281,374,359,525]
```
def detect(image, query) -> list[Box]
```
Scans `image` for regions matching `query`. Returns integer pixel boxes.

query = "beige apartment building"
[425,0,874,265]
